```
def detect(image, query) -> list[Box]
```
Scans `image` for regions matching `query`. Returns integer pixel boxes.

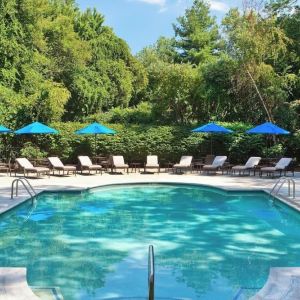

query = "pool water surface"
[0,184,300,300]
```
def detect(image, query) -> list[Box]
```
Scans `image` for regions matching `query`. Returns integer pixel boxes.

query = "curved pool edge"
[2,179,299,216]
[2,178,300,300]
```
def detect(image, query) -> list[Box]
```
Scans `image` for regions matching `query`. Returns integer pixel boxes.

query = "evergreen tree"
[173,0,220,64]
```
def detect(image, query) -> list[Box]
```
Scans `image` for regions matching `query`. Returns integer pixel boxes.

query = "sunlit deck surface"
[0,171,299,215]
[0,268,39,300]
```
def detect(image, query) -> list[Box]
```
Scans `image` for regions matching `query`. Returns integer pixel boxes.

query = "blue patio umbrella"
[192,123,233,154]
[246,122,290,135]
[246,122,290,156]
[75,122,116,155]
[14,122,58,159]
[15,122,58,134]
[0,125,12,159]
[0,125,12,133]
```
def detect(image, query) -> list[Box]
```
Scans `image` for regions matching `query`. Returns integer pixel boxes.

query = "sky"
[76,0,253,53]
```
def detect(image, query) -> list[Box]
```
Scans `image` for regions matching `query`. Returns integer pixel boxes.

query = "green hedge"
[5,121,296,164]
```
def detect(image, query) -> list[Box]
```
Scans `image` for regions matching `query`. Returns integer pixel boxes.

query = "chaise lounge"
[173,156,193,174]
[202,156,227,174]
[144,155,160,173]
[259,158,293,177]
[48,157,77,176]
[231,157,261,176]
[15,158,50,178]
[112,156,129,174]
[78,156,102,175]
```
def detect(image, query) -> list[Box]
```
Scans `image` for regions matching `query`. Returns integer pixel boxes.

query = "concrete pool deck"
[0,171,299,215]
[0,268,40,300]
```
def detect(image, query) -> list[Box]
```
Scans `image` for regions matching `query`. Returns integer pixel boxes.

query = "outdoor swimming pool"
[0,183,300,299]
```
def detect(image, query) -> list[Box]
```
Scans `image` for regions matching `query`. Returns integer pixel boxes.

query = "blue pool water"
[1,184,300,299]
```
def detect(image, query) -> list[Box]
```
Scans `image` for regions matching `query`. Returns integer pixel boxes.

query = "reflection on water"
[0,184,300,300]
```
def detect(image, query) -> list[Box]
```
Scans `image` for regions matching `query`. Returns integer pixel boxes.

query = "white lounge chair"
[260,158,293,177]
[173,156,193,173]
[232,157,261,176]
[144,155,160,173]
[202,156,227,174]
[78,156,102,175]
[15,158,50,178]
[48,157,76,176]
[112,156,129,174]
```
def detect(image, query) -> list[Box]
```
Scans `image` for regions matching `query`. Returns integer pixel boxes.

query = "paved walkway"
[1,171,299,215]
[0,268,40,300]
[250,267,300,300]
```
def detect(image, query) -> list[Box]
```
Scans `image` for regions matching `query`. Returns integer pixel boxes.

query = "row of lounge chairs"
[194,156,293,176]
[11,155,294,178]
[139,155,293,177]
[14,157,103,177]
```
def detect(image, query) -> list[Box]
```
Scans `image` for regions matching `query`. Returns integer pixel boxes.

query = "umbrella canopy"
[75,122,116,155]
[246,122,290,135]
[192,122,233,134]
[0,125,12,133]
[192,123,233,154]
[15,122,58,134]
[75,122,116,135]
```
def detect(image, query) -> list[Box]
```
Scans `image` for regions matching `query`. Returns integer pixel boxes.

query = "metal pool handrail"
[11,177,37,199]
[270,177,296,199]
[148,245,155,300]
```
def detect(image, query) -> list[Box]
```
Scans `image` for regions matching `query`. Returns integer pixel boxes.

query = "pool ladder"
[270,177,296,200]
[148,245,155,300]
[11,177,37,199]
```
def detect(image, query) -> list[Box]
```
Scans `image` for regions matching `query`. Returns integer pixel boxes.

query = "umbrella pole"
[94,134,97,156]
[210,135,213,155]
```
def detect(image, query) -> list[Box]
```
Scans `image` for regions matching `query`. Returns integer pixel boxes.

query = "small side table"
[222,164,234,175]
[100,160,110,171]
[193,162,204,173]
[164,162,174,173]
[0,163,10,176]
[254,165,270,176]
[130,162,143,173]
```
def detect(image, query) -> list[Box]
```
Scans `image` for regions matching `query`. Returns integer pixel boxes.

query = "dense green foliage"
[0,0,299,161]
[0,0,146,127]
[1,121,294,164]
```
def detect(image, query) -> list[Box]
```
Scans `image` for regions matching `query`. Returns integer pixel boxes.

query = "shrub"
[8,121,297,164]
[85,102,155,124]
[20,142,47,159]
[262,143,286,158]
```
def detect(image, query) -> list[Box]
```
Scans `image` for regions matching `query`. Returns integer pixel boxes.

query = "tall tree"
[0,0,72,125]
[173,0,220,64]
[222,7,294,123]
[65,8,147,119]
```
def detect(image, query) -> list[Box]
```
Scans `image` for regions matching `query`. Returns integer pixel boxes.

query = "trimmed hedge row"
[6,121,297,164]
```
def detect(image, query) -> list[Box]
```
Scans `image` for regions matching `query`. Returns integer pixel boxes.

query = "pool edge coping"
[2,179,299,215]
